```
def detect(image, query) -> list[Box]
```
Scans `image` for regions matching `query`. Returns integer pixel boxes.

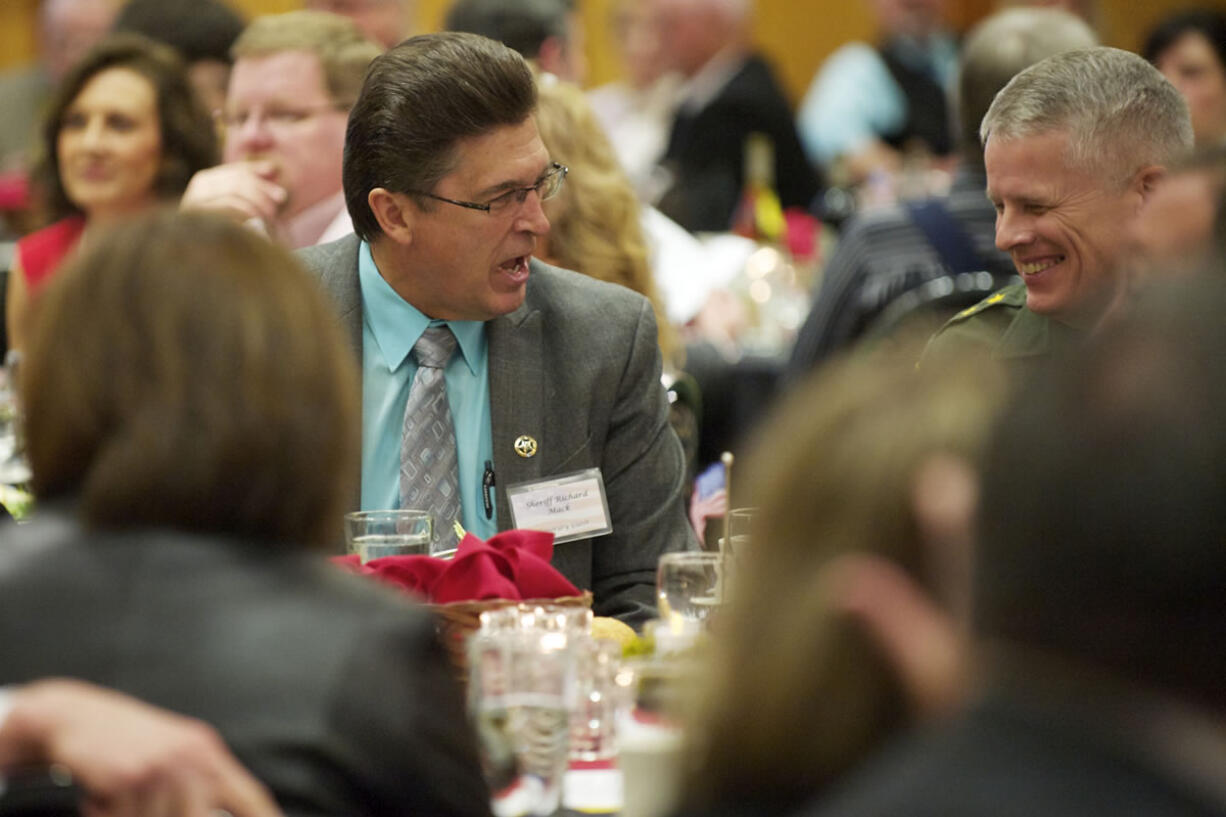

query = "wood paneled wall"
[0,0,1213,105]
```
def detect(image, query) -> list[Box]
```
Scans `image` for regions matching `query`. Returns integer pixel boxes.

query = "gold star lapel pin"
[513,435,538,458]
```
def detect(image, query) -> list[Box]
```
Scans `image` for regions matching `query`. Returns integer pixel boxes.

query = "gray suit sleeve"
[591,296,697,626]
[324,610,492,817]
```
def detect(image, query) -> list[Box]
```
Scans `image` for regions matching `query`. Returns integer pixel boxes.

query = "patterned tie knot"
[414,326,457,370]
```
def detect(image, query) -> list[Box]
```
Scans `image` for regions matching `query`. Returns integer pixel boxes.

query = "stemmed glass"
[468,623,576,816]
[0,355,31,487]
[656,551,726,636]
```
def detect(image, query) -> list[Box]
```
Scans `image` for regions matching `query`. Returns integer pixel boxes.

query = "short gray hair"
[958,8,1097,159]
[981,47,1193,184]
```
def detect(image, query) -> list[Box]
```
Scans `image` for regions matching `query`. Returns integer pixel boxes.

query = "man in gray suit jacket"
[299,32,695,627]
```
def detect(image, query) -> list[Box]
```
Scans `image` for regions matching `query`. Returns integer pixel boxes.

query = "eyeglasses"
[412,163,568,215]
[214,101,347,134]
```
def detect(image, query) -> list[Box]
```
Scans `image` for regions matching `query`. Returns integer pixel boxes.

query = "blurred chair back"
[864,270,1014,347]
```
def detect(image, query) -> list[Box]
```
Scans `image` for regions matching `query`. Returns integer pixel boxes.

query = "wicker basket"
[430,591,594,681]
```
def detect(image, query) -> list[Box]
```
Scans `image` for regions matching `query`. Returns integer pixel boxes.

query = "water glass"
[569,637,624,762]
[656,551,726,635]
[0,357,30,487]
[615,655,689,817]
[343,509,432,562]
[724,506,758,559]
[468,628,575,817]
[478,603,593,635]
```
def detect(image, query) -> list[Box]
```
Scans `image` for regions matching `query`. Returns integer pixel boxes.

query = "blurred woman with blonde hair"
[533,76,681,368]
[675,344,1005,816]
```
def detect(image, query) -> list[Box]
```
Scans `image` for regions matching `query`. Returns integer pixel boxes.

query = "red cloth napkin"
[330,529,580,603]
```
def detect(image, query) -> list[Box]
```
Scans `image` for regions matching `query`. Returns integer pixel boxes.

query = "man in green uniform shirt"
[923,47,1193,372]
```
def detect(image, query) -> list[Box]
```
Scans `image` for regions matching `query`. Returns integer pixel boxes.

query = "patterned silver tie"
[399,326,461,550]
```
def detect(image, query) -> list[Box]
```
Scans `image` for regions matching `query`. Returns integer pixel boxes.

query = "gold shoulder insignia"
[950,290,1010,322]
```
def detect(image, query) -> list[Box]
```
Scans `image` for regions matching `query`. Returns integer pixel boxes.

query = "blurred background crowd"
[2,0,1222,484]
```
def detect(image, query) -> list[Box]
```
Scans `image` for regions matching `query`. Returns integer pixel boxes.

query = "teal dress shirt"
[357,241,497,540]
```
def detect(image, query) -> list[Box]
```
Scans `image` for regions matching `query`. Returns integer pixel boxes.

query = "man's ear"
[367,187,415,246]
[1133,165,1167,205]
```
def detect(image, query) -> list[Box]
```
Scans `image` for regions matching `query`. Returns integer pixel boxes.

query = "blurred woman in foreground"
[676,345,1005,816]
[5,34,217,353]
[0,211,490,817]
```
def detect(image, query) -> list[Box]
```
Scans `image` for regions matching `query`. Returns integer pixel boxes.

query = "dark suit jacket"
[0,512,492,817]
[806,690,1226,817]
[298,236,696,626]
[658,53,820,233]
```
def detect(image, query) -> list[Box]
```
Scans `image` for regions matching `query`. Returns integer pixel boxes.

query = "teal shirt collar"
[357,241,483,374]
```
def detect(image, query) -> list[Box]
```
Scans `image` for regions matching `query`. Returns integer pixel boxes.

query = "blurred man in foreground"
[815,274,1226,817]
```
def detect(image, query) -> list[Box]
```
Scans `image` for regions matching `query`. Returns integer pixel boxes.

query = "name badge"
[506,468,613,544]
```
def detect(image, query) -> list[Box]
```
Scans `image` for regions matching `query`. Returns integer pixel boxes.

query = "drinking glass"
[569,637,623,762]
[468,628,575,817]
[724,506,758,560]
[656,551,726,635]
[0,356,31,487]
[343,509,432,562]
[615,652,689,817]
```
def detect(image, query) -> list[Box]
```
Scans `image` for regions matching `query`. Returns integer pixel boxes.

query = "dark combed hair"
[33,32,219,224]
[21,210,360,549]
[342,31,537,240]
[1143,7,1226,73]
[444,0,570,60]
[976,274,1226,711]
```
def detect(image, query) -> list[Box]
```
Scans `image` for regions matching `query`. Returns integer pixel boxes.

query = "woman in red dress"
[6,33,217,353]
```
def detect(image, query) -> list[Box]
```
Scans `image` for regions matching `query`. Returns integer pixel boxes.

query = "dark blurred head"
[21,210,359,549]
[112,0,246,114]
[977,275,1226,712]
[343,32,537,240]
[957,7,1096,164]
[35,33,218,223]
[445,0,568,61]
[1144,8,1226,146]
